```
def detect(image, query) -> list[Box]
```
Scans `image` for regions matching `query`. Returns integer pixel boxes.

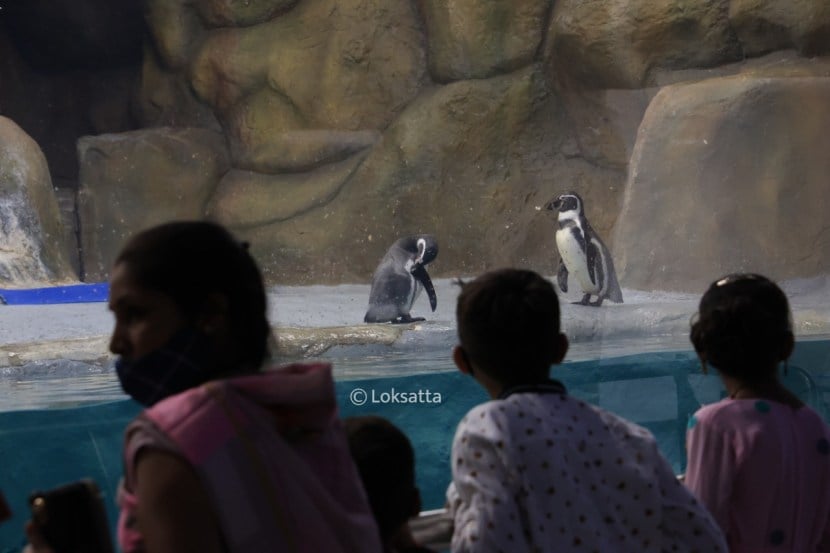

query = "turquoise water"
[1,340,829,551]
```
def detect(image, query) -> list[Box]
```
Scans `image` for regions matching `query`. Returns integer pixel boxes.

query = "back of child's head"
[456,268,562,384]
[344,416,419,542]
[690,273,793,381]
[114,220,270,368]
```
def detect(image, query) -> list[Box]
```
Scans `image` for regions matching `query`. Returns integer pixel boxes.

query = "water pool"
[2,338,830,551]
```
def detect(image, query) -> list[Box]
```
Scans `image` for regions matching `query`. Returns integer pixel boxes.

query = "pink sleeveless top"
[686,398,830,552]
[117,362,382,553]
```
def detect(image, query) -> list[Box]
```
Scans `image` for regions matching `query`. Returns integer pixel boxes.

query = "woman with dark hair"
[27,221,381,553]
[686,273,830,551]
[109,221,272,405]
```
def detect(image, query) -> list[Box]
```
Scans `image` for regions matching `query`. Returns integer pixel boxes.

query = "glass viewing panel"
[2,2,830,550]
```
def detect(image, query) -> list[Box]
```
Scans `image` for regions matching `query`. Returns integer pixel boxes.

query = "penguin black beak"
[546,198,561,211]
[411,263,438,312]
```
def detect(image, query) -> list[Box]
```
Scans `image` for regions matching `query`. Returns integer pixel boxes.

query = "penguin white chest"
[556,228,599,294]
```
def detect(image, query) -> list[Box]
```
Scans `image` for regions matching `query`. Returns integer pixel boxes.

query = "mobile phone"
[29,479,114,553]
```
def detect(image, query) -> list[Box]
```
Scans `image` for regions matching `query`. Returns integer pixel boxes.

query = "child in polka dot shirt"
[446,269,726,553]
[686,273,830,551]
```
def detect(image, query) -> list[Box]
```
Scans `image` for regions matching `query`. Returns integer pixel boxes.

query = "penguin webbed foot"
[572,294,592,306]
[571,294,605,307]
[392,315,425,324]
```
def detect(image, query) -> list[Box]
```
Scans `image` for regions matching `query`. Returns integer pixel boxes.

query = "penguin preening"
[364,235,439,323]
[546,192,623,307]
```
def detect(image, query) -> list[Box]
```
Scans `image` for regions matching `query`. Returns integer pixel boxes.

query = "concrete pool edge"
[0,324,410,368]
[4,321,830,369]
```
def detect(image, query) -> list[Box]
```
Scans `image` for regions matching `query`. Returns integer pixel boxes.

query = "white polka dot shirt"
[447,389,727,552]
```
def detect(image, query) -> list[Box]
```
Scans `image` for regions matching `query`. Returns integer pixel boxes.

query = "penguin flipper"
[586,240,602,289]
[605,275,624,304]
[556,259,569,293]
[599,246,624,304]
[411,263,437,312]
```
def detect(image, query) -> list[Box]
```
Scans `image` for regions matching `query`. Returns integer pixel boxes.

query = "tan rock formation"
[0,116,76,286]
[77,128,231,281]
[186,0,427,124]
[557,86,653,170]
[547,0,742,89]
[207,152,370,227]
[225,65,624,284]
[195,0,300,28]
[419,0,552,82]
[230,128,380,174]
[6,0,830,293]
[71,0,830,291]
[730,0,830,57]
[139,45,222,130]
[615,73,830,292]
[144,0,205,70]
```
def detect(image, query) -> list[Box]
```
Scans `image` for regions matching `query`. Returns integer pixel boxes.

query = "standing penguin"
[546,192,623,307]
[364,235,439,323]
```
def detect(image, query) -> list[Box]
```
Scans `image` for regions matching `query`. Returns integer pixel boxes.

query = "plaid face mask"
[115,327,216,406]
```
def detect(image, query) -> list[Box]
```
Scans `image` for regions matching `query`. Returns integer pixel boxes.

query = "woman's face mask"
[115,326,217,406]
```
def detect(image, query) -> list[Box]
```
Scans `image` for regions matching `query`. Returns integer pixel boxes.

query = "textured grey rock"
[0,116,75,286]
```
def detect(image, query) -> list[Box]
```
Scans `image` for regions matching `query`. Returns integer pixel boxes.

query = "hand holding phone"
[23,519,55,553]
[28,479,114,553]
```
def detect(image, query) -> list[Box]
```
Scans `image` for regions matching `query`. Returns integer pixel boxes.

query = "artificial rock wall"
[1,0,830,291]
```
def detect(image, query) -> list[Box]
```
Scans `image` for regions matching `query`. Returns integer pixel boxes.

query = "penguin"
[545,192,623,307]
[364,235,439,323]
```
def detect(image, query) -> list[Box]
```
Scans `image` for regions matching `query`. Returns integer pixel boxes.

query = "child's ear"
[453,346,472,375]
[780,330,795,361]
[551,333,569,365]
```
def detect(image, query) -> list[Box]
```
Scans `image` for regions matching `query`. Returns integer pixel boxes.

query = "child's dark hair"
[690,273,792,381]
[114,220,271,369]
[344,416,419,542]
[456,268,562,383]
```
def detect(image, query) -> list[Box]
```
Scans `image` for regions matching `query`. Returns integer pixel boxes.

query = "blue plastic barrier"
[0,284,109,306]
